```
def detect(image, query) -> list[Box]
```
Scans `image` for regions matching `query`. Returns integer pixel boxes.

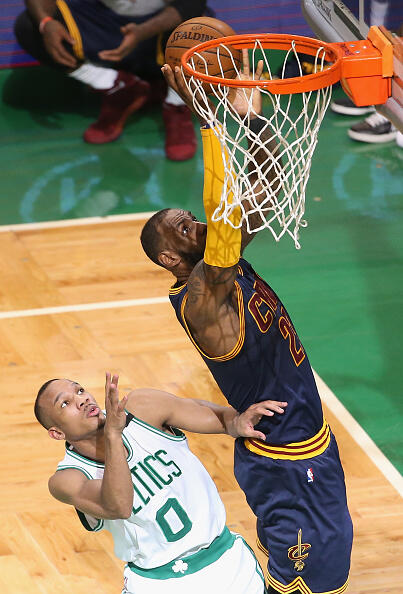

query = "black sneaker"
[330,97,375,116]
[348,113,397,143]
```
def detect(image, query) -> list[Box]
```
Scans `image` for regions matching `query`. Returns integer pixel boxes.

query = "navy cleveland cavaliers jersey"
[169,258,323,444]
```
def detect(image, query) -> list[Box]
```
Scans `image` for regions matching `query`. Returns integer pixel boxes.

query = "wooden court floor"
[0,217,402,594]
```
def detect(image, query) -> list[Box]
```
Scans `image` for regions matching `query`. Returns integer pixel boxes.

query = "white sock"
[370,0,388,27]
[69,62,118,90]
[396,130,403,148]
[165,86,185,106]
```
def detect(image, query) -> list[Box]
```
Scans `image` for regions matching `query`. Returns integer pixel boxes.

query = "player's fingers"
[263,400,287,414]
[105,373,110,400]
[98,49,121,61]
[53,46,77,68]
[255,59,264,80]
[242,48,249,77]
[60,29,75,46]
[248,429,266,441]
[175,66,189,95]
[121,23,135,34]
[253,407,274,416]
[117,394,128,412]
[161,64,179,93]
[108,383,117,403]
[260,399,288,408]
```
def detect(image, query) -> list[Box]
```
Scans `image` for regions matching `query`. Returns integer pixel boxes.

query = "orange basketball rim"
[181,26,397,107]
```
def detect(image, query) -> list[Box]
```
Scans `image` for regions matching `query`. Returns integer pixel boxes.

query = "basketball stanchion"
[176,28,396,248]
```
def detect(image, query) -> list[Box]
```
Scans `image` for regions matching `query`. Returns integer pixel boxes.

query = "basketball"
[165,17,242,91]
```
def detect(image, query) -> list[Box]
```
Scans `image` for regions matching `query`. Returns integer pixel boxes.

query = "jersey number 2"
[156,498,193,542]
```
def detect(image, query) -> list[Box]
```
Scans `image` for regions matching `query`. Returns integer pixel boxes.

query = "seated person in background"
[14,0,207,160]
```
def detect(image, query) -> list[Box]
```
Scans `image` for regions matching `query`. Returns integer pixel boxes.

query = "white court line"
[0,297,169,319]
[0,211,157,232]
[0,295,401,497]
[314,371,403,498]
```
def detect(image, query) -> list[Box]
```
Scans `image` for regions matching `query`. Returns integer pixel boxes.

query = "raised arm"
[48,374,133,520]
[126,388,287,440]
[162,51,281,258]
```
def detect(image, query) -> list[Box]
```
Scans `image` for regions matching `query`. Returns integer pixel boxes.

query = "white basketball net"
[183,39,333,248]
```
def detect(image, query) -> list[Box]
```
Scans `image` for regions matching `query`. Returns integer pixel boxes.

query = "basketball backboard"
[301,0,403,131]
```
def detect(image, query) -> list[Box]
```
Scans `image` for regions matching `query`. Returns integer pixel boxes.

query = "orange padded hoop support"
[335,27,393,106]
[181,30,394,106]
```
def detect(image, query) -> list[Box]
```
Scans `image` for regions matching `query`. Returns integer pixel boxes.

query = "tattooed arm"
[184,259,240,356]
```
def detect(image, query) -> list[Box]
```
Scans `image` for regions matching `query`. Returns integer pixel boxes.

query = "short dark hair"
[34,379,59,429]
[140,209,170,267]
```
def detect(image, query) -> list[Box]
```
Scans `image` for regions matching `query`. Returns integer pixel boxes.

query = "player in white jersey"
[34,372,288,593]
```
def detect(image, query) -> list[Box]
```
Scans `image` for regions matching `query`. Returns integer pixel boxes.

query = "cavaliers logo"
[288,529,311,571]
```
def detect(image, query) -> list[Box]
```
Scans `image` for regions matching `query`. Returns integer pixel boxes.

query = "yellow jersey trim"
[56,0,84,60]
[244,419,330,460]
[180,282,245,362]
[169,282,187,296]
[257,536,269,557]
[267,571,349,594]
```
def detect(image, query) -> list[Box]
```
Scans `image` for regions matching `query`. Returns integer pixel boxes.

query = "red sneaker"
[84,71,150,144]
[162,102,197,161]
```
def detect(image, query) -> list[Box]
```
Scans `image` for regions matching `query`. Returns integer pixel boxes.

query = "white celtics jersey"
[56,413,226,568]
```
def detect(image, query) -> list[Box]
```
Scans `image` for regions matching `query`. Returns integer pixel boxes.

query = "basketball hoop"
[180,30,394,248]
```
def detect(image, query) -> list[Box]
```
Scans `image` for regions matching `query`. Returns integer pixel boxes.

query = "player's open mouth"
[86,405,100,417]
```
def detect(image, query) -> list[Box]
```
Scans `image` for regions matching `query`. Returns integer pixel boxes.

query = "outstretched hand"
[161,64,214,125]
[99,23,141,62]
[232,399,288,440]
[161,64,194,109]
[104,372,127,435]
[228,48,264,117]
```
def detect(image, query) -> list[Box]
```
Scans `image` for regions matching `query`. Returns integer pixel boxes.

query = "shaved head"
[141,208,207,273]
[140,209,171,267]
[34,379,59,429]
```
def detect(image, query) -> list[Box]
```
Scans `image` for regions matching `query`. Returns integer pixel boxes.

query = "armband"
[201,128,241,268]
[39,16,54,34]
[249,117,266,134]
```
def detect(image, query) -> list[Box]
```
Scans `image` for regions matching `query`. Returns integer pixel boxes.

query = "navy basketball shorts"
[55,0,166,77]
[234,428,353,594]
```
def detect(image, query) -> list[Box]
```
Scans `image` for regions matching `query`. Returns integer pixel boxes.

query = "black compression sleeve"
[249,117,266,134]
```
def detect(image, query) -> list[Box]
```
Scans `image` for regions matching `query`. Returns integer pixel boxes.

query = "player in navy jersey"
[140,55,353,594]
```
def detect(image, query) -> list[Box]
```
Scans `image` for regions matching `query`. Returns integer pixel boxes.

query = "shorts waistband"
[127,526,235,580]
[244,419,331,460]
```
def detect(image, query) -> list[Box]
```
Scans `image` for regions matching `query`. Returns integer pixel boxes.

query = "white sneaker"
[348,112,397,143]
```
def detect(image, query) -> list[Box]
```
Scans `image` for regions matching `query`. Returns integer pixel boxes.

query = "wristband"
[39,16,54,34]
